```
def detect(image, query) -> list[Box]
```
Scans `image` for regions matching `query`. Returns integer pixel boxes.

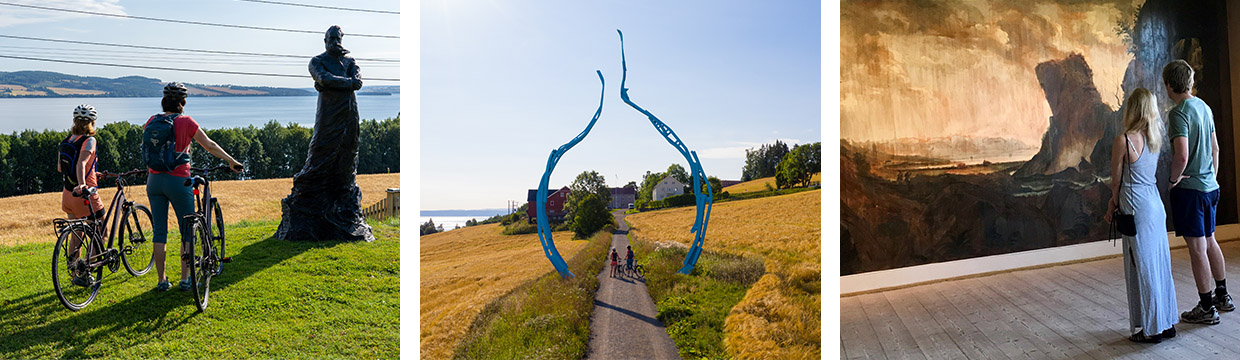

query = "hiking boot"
[1182,304,1221,325]
[1214,293,1235,312]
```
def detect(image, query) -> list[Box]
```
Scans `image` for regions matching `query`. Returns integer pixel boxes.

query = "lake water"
[420,216,492,232]
[0,94,400,133]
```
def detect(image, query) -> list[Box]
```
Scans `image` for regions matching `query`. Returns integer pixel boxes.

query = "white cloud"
[698,138,804,160]
[0,0,125,28]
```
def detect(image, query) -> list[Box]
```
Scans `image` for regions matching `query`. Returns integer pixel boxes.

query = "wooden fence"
[363,188,400,220]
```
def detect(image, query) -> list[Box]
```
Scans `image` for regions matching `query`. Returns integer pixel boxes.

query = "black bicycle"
[51,169,155,311]
[183,165,237,311]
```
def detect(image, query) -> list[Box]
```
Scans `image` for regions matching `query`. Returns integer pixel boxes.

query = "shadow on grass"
[0,233,347,357]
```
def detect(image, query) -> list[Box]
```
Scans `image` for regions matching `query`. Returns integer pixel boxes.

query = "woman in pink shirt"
[146,83,243,292]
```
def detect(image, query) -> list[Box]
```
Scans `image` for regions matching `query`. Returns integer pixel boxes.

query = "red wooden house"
[527,186,571,223]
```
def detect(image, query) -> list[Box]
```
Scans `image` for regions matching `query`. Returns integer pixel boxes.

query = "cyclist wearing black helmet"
[144,82,244,292]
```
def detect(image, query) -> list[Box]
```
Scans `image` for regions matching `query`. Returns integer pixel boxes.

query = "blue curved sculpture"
[536,70,605,278]
[618,30,713,274]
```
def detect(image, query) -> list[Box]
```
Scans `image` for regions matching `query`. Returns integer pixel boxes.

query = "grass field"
[721,173,822,194]
[453,226,612,359]
[0,173,399,247]
[629,235,764,359]
[0,217,400,358]
[626,190,821,358]
[420,223,589,359]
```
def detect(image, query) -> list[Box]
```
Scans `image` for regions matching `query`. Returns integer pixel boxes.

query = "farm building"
[653,176,685,201]
[526,186,571,223]
[608,186,636,209]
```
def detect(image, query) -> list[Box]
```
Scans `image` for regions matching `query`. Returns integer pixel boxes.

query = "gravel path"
[586,210,681,360]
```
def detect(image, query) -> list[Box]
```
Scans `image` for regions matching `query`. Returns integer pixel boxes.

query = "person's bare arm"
[1212,131,1220,175]
[192,128,242,170]
[74,138,94,192]
[1170,136,1190,187]
[1106,135,1125,222]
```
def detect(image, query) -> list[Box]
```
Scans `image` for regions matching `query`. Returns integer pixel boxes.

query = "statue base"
[275,183,375,242]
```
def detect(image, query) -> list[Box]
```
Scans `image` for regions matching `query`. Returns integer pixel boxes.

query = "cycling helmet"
[163,82,188,98]
[73,104,97,121]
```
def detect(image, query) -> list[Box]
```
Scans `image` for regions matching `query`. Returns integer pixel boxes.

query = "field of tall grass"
[453,226,612,359]
[626,189,821,358]
[721,173,822,194]
[419,223,589,359]
[0,173,399,247]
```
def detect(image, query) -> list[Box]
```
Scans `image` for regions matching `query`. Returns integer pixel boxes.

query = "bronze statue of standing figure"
[276,25,375,242]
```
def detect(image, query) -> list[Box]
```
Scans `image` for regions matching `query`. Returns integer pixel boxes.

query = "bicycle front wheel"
[52,226,102,311]
[211,199,225,274]
[189,219,215,311]
[120,204,155,276]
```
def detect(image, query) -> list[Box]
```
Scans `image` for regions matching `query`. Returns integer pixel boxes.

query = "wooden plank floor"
[842,240,1240,359]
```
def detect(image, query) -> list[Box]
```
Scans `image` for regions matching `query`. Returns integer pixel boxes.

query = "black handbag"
[1112,135,1137,237]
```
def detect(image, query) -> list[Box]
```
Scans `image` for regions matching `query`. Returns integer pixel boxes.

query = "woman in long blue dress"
[1106,88,1179,343]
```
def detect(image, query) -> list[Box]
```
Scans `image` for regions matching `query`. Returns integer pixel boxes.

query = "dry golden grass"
[420,223,588,360]
[627,189,821,358]
[0,173,399,247]
[722,173,822,194]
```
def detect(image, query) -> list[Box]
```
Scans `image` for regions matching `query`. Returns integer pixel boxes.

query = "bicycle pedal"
[220,257,232,263]
[122,246,134,255]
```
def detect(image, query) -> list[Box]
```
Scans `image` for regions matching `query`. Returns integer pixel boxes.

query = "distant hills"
[0,71,312,98]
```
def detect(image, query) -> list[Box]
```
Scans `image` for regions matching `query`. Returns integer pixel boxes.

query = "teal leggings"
[147,172,195,243]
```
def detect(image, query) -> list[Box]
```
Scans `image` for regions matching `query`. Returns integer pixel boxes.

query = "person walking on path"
[1105,88,1179,343]
[1162,60,1232,325]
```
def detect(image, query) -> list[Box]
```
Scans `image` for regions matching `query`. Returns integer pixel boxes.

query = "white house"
[653,175,685,201]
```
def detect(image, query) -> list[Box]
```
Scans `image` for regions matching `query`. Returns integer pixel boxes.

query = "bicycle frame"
[54,170,144,276]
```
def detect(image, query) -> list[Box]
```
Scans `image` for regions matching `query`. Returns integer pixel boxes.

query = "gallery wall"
[841,0,1238,276]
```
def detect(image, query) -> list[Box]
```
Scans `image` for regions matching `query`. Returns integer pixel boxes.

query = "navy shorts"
[1170,187,1220,238]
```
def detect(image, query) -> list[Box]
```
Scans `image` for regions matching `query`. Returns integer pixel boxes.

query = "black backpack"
[142,113,191,172]
[59,135,95,190]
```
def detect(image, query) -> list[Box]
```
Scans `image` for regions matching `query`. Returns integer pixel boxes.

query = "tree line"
[0,116,399,197]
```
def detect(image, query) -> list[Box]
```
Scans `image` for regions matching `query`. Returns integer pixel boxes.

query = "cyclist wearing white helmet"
[57,104,104,220]
[144,82,244,292]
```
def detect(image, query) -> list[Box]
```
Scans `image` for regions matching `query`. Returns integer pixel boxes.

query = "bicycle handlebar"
[97,169,147,179]
[191,165,242,174]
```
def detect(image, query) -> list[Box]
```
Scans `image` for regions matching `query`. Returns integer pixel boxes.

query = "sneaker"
[1181,304,1221,325]
[154,280,171,292]
[1214,293,1235,312]
[178,279,192,292]
[70,272,93,288]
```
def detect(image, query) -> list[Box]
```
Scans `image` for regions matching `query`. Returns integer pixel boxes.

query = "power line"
[0,54,400,82]
[0,46,401,67]
[236,0,398,15]
[0,1,398,39]
[0,34,399,62]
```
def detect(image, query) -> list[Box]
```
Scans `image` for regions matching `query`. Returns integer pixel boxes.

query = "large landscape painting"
[841,0,1236,275]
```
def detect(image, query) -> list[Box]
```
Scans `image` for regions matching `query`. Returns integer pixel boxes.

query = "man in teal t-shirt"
[1164,59,1230,325]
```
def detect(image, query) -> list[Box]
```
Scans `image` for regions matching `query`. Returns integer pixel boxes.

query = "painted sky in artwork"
[841,0,1144,148]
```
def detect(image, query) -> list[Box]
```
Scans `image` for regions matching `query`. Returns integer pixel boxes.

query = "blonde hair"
[71,117,96,136]
[1122,88,1163,152]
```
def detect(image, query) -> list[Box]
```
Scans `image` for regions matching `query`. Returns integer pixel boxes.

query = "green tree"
[741,140,790,181]
[569,193,611,238]
[567,170,610,219]
[776,145,812,189]
[420,219,441,236]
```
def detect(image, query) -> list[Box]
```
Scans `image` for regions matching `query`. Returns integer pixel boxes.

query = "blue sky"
[0,0,399,88]
[420,1,821,210]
